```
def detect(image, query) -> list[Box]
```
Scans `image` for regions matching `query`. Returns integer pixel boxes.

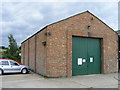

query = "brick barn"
[21,11,118,77]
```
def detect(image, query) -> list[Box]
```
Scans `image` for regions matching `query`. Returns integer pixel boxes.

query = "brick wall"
[21,28,47,75]
[24,40,29,66]
[36,29,47,75]
[21,43,24,64]
[46,11,118,77]
[29,36,36,71]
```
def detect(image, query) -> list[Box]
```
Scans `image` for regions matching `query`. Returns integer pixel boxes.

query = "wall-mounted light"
[45,32,52,36]
[87,25,91,30]
[42,41,46,46]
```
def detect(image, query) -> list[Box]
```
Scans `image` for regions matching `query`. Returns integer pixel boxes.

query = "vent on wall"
[87,25,91,30]
[91,17,94,21]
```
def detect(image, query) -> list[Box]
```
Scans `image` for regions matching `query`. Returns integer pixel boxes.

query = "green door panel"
[72,37,88,75]
[87,38,101,74]
[72,37,101,76]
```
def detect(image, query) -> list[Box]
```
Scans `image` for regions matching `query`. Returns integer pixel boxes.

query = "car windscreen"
[10,61,19,66]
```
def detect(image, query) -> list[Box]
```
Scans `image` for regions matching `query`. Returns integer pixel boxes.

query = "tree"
[0,46,7,49]
[2,34,21,62]
[8,34,18,56]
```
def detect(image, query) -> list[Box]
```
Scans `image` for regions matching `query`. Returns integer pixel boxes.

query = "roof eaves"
[21,26,47,44]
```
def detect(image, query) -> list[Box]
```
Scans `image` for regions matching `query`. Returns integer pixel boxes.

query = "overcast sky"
[1,1,118,47]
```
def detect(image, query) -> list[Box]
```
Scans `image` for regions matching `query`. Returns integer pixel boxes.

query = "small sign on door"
[90,57,94,62]
[78,58,82,65]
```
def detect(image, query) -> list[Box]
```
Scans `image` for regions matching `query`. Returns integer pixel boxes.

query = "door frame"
[66,31,104,77]
[72,36,102,76]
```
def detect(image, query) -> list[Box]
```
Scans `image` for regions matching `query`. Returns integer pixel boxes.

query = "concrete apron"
[2,73,118,88]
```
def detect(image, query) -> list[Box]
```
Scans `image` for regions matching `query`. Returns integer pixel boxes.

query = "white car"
[0,59,30,75]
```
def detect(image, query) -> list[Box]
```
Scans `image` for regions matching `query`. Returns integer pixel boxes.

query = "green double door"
[72,37,101,76]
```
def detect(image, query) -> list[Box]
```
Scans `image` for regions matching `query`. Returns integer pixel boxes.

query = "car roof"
[0,59,23,65]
